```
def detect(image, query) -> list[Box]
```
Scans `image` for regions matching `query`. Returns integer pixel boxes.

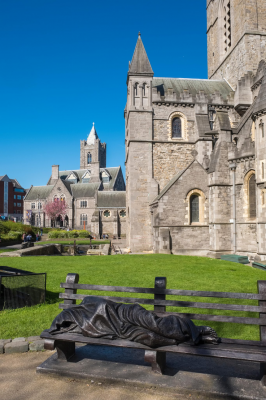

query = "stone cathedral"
[125,0,266,260]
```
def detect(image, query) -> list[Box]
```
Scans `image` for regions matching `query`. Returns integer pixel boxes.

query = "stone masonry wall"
[153,143,194,191]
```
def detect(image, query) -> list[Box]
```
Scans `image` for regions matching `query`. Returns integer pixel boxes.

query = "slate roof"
[97,191,126,208]
[153,78,234,101]
[47,167,121,190]
[71,182,100,198]
[196,114,211,136]
[24,185,54,201]
[128,34,153,76]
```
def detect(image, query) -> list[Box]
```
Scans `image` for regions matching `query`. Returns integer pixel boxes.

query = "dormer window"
[101,170,110,183]
[66,172,77,184]
[82,171,91,184]
[87,152,92,164]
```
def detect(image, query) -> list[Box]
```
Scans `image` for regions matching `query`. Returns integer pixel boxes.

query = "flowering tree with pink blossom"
[43,200,68,227]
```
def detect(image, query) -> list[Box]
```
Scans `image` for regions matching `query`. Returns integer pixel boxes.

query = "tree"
[43,200,68,227]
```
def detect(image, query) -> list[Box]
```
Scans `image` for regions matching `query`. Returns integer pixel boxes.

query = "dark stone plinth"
[37,344,266,399]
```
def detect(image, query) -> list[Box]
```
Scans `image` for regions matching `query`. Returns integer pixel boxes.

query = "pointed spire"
[87,122,98,145]
[128,33,153,76]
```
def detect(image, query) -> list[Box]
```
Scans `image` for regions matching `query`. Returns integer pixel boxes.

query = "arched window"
[134,83,138,96]
[248,174,256,219]
[143,83,146,97]
[60,195,65,204]
[54,195,59,202]
[172,117,182,138]
[87,153,92,164]
[190,195,199,223]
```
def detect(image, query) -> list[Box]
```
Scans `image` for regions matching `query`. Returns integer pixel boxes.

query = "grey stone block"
[27,336,41,342]
[13,337,26,342]
[5,341,29,354]
[0,339,11,346]
[29,340,45,351]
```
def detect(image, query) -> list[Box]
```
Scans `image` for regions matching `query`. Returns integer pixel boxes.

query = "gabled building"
[23,124,126,237]
[125,1,266,260]
[0,175,26,221]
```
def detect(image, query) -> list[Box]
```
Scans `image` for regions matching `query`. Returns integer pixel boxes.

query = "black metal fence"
[0,267,46,310]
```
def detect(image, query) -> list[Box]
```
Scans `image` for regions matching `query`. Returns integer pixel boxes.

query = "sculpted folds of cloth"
[48,296,218,348]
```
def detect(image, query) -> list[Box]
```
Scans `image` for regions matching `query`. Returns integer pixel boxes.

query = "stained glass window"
[103,210,111,218]
[87,153,92,164]
[249,174,256,218]
[120,210,126,218]
[172,117,182,138]
[190,195,199,223]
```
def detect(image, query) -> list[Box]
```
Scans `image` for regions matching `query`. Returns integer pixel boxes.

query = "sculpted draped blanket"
[48,296,209,348]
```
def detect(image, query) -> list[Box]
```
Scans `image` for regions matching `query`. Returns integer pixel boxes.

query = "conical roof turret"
[128,33,153,76]
[87,122,98,145]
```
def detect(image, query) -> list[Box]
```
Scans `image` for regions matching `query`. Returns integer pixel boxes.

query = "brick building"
[125,0,266,260]
[0,175,26,222]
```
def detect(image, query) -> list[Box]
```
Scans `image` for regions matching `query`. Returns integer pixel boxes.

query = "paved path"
[0,352,207,400]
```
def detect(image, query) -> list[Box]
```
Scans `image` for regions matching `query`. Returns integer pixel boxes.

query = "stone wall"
[153,143,194,191]
[207,0,266,88]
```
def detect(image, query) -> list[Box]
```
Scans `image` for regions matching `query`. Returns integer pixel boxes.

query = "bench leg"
[144,350,166,374]
[260,363,266,386]
[44,339,75,361]
[55,341,75,361]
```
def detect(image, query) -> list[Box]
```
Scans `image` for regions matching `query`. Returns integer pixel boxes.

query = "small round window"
[120,210,126,218]
[103,210,111,218]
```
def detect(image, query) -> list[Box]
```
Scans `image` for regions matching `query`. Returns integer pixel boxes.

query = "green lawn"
[35,240,110,245]
[0,249,17,253]
[0,254,265,341]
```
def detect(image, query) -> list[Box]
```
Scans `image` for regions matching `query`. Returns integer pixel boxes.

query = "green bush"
[58,231,68,238]
[68,230,79,238]
[78,230,90,238]
[48,231,59,238]
[0,222,9,235]
[7,231,22,241]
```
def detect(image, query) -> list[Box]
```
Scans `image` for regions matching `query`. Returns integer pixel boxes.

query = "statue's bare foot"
[199,326,218,338]
[201,334,219,344]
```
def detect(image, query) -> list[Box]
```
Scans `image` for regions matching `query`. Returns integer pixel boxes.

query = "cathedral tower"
[125,33,158,252]
[207,0,266,89]
[80,123,106,181]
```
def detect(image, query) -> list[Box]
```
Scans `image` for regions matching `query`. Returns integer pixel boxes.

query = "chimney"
[52,165,59,180]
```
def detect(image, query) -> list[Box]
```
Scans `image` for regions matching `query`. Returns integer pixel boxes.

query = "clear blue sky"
[0,0,207,189]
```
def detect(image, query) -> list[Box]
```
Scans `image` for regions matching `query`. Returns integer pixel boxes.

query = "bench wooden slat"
[58,303,265,325]
[40,331,266,362]
[156,311,266,326]
[60,282,265,300]
[59,293,266,313]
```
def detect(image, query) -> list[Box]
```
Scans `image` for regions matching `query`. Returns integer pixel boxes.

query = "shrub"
[7,231,22,241]
[68,230,79,238]
[0,222,9,235]
[78,230,90,238]
[48,231,59,239]
[58,231,68,238]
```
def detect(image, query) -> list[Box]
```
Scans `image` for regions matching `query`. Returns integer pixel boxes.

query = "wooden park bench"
[40,274,266,385]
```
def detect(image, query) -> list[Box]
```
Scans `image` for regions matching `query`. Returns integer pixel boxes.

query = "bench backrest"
[59,274,266,343]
